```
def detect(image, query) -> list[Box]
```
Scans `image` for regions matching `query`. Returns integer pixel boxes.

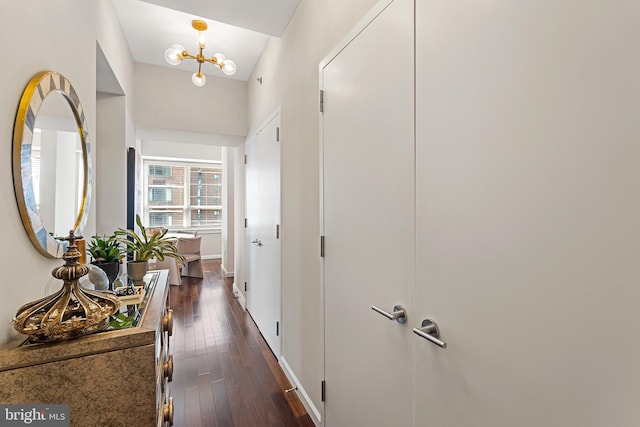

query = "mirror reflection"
[32,93,86,237]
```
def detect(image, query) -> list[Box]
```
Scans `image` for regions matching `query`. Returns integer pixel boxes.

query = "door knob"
[251,239,263,246]
[413,319,447,349]
[371,304,407,324]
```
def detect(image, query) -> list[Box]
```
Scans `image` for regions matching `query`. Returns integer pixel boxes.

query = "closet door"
[246,113,282,357]
[321,0,414,425]
[415,1,640,426]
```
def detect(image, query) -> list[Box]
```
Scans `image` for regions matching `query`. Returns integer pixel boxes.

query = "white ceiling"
[111,0,299,82]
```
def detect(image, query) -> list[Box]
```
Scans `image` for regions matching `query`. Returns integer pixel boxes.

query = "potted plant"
[87,234,125,289]
[114,215,185,283]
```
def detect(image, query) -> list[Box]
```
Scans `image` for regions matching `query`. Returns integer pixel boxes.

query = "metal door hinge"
[276,127,280,142]
[276,224,280,239]
[244,218,248,228]
[320,90,325,113]
[276,321,280,336]
[244,154,247,164]
[320,235,325,258]
[321,380,326,402]
[244,282,247,292]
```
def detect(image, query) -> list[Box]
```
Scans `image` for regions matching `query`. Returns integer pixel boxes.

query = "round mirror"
[13,71,92,258]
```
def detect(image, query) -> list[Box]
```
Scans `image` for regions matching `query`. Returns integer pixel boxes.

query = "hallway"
[168,260,315,426]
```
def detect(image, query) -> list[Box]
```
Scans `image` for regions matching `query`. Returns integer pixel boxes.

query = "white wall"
[141,138,222,160]
[95,1,137,236]
[245,0,381,420]
[134,62,248,137]
[0,0,135,345]
[96,93,128,235]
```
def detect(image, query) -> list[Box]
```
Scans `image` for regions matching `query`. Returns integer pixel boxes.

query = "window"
[149,187,172,203]
[149,211,173,227]
[149,165,172,177]
[144,159,223,229]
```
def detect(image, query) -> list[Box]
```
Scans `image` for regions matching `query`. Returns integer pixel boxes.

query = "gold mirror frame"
[12,71,92,258]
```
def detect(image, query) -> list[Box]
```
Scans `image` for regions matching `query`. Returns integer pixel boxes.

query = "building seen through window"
[144,159,222,229]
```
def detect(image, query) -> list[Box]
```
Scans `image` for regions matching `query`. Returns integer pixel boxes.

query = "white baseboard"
[232,282,246,310]
[221,266,234,278]
[202,255,221,260]
[280,356,322,426]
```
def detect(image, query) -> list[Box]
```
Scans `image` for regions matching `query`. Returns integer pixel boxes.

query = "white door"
[246,113,282,357]
[321,0,414,425]
[414,1,640,426]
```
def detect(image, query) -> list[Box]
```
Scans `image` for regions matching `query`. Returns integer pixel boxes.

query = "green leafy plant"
[109,312,136,329]
[114,215,185,263]
[87,234,125,263]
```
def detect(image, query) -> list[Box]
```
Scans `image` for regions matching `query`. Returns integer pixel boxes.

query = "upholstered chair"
[176,236,203,278]
[147,227,182,286]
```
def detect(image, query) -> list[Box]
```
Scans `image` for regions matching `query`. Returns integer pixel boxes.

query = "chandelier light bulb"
[192,72,206,87]
[213,53,226,64]
[164,44,184,65]
[197,32,207,48]
[221,59,237,76]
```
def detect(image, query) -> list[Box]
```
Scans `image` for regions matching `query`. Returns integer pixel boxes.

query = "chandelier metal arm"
[203,57,220,66]
[181,52,198,61]
[181,51,222,68]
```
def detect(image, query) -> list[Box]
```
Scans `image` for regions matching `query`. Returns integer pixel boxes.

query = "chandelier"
[164,19,237,87]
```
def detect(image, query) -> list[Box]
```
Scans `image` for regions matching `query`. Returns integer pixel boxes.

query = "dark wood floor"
[169,259,315,427]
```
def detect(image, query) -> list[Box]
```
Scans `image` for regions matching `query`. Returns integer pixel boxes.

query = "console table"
[0,269,174,426]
